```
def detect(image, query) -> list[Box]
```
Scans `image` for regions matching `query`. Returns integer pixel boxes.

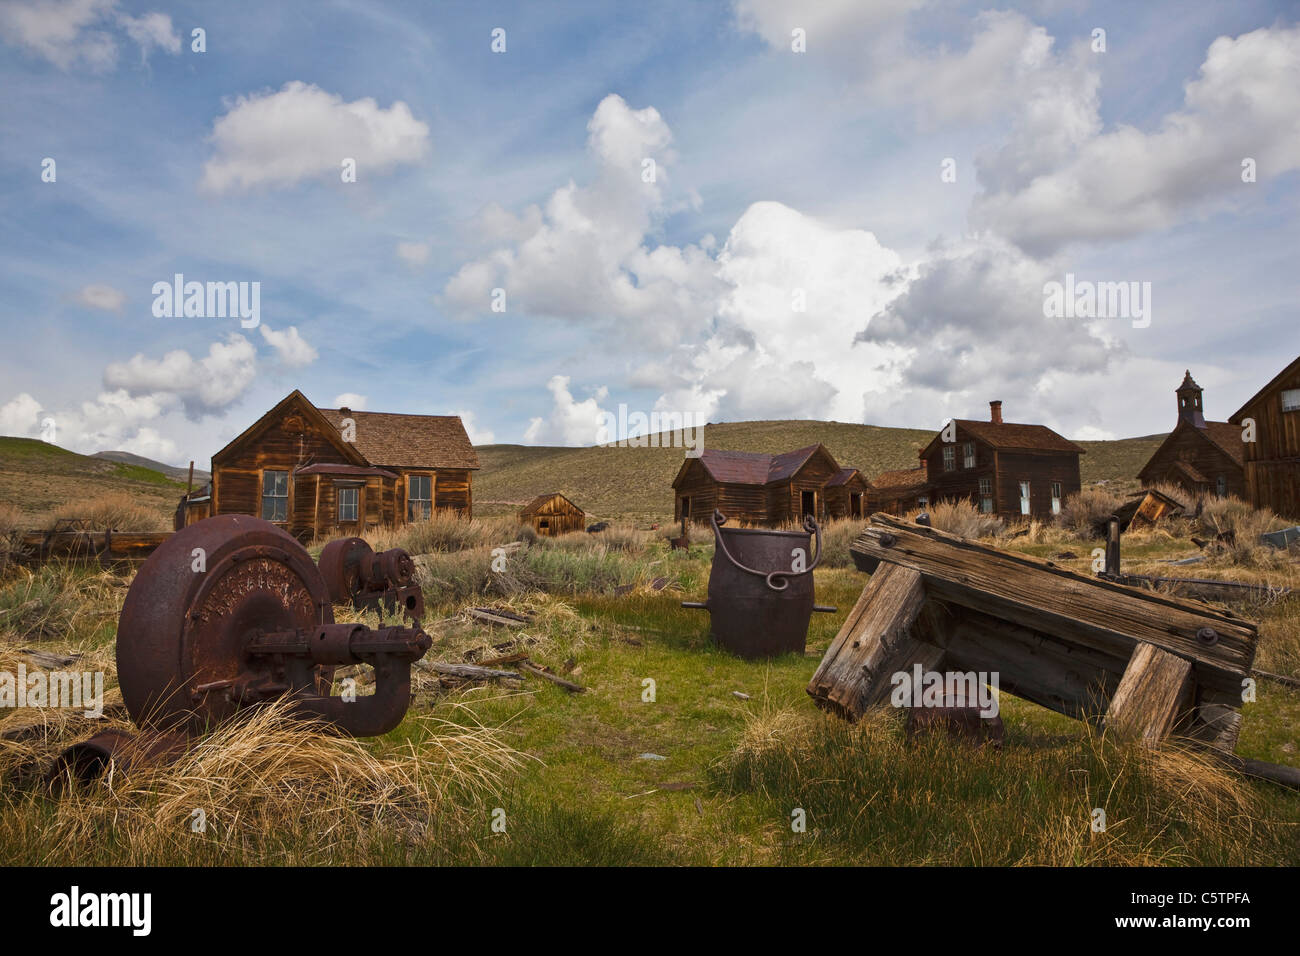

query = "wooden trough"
[808,514,1257,752]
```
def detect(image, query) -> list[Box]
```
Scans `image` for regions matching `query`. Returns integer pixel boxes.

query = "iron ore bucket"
[682,510,836,659]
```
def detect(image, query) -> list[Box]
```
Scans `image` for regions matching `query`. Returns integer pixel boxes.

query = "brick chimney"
[989,400,1003,424]
[339,406,352,417]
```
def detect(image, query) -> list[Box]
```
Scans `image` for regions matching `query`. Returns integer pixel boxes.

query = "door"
[850,492,862,518]
[801,490,817,518]
[1019,481,1031,515]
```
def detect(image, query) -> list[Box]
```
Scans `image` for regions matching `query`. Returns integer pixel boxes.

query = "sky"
[0,0,1297,468]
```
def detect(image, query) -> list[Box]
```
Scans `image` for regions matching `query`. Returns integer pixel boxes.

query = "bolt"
[1196,627,1219,646]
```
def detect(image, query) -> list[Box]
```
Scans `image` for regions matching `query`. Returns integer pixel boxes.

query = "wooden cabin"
[825,467,871,519]
[917,400,1083,519]
[867,465,930,516]
[1229,355,1300,519]
[671,444,849,526]
[189,390,479,539]
[1137,371,1245,500]
[519,493,586,536]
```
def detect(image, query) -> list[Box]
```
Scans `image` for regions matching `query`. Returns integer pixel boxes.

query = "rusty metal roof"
[922,420,1084,457]
[317,408,480,470]
[826,466,864,487]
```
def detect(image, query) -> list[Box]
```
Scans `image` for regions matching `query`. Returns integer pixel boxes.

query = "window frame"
[962,442,975,469]
[336,484,360,523]
[1019,480,1031,516]
[1050,481,1062,515]
[407,473,433,521]
[1281,389,1300,413]
[942,445,955,472]
[260,469,289,523]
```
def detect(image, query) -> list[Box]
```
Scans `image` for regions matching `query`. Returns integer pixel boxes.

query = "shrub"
[926,498,1003,539]
[41,492,169,532]
[1197,495,1290,565]
[1057,487,1125,538]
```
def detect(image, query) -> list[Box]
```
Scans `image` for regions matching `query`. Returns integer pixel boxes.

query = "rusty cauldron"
[682,510,836,658]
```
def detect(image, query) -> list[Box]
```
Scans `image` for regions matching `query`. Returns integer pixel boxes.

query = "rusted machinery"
[682,510,836,658]
[49,515,431,786]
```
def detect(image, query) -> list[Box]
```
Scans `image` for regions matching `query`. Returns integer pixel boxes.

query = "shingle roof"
[939,420,1084,455]
[692,444,830,485]
[871,466,929,491]
[826,467,860,487]
[1201,421,1245,466]
[316,408,480,470]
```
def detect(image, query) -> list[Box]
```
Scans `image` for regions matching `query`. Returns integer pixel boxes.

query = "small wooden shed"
[825,467,871,519]
[520,493,586,536]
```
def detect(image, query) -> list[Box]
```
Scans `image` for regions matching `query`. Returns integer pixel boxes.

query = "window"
[408,475,432,521]
[1019,481,1031,516]
[1216,474,1227,497]
[963,442,975,468]
[1051,482,1062,515]
[917,495,929,508]
[337,486,358,522]
[261,470,288,522]
[942,446,955,471]
[978,477,993,514]
[1282,389,1300,412]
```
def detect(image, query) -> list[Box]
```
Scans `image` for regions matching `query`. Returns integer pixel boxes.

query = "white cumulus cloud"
[258,324,318,368]
[523,376,610,447]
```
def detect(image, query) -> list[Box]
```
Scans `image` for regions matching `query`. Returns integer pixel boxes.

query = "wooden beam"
[850,514,1256,698]
[1105,641,1194,744]
[807,563,943,720]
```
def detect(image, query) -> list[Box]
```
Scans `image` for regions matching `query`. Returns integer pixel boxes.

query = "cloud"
[332,392,367,411]
[523,376,610,446]
[103,333,258,416]
[0,0,180,70]
[972,25,1300,255]
[72,283,126,312]
[0,392,44,437]
[454,409,495,446]
[117,10,179,60]
[395,241,430,265]
[0,387,182,459]
[200,81,431,193]
[444,94,722,343]
[258,324,318,367]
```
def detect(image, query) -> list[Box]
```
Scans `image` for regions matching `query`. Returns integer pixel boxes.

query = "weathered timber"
[19,530,170,564]
[519,660,586,693]
[417,661,522,682]
[806,563,943,720]
[849,514,1256,701]
[1105,642,1195,744]
[467,608,526,628]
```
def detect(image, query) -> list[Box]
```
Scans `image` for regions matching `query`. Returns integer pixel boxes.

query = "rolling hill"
[472,420,1165,522]
[93,450,210,485]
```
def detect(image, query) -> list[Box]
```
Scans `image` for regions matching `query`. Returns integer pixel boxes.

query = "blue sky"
[1,0,1297,467]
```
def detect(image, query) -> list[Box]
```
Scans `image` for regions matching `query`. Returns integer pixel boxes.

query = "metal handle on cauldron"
[709,509,823,592]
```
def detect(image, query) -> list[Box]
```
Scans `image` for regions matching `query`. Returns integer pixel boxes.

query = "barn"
[1229,355,1300,519]
[825,467,871,519]
[917,400,1083,519]
[1137,371,1244,499]
[520,493,586,536]
[671,443,848,526]
[183,390,479,538]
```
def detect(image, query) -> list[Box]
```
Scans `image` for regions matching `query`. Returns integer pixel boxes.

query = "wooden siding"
[520,494,586,536]
[1138,422,1245,499]
[921,426,1080,519]
[1233,363,1300,518]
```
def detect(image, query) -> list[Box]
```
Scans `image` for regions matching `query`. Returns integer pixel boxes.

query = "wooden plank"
[806,564,943,720]
[850,514,1256,697]
[1105,642,1194,744]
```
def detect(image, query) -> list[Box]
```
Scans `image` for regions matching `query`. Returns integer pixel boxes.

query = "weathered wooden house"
[917,401,1083,519]
[825,467,871,519]
[867,465,930,515]
[1137,371,1245,499]
[671,444,848,526]
[519,493,586,536]
[1229,355,1300,519]
[185,390,479,538]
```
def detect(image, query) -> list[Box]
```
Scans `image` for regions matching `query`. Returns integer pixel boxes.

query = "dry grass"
[1058,486,1126,538]
[926,498,1004,539]
[1197,496,1292,566]
[39,491,171,532]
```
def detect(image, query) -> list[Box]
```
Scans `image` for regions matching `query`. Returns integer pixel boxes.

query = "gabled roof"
[871,466,929,491]
[678,444,837,487]
[317,407,480,470]
[520,493,584,516]
[1137,418,1244,480]
[213,390,367,468]
[1230,355,1300,422]
[920,420,1084,459]
[826,466,864,487]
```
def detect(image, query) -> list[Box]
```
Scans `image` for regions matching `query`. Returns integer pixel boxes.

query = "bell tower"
[1176,370,1206,428]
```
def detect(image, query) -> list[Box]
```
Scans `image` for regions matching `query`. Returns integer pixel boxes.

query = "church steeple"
[1176,370,1206,428]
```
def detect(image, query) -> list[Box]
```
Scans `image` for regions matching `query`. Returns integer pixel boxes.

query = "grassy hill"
[0,436,186,525]
[474,420,1165,522]
[93,450,210,485]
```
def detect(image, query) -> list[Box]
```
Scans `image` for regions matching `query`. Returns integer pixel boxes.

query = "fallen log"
[467,608,528,628]
[416,661,523,682]
[519,660,586,693]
